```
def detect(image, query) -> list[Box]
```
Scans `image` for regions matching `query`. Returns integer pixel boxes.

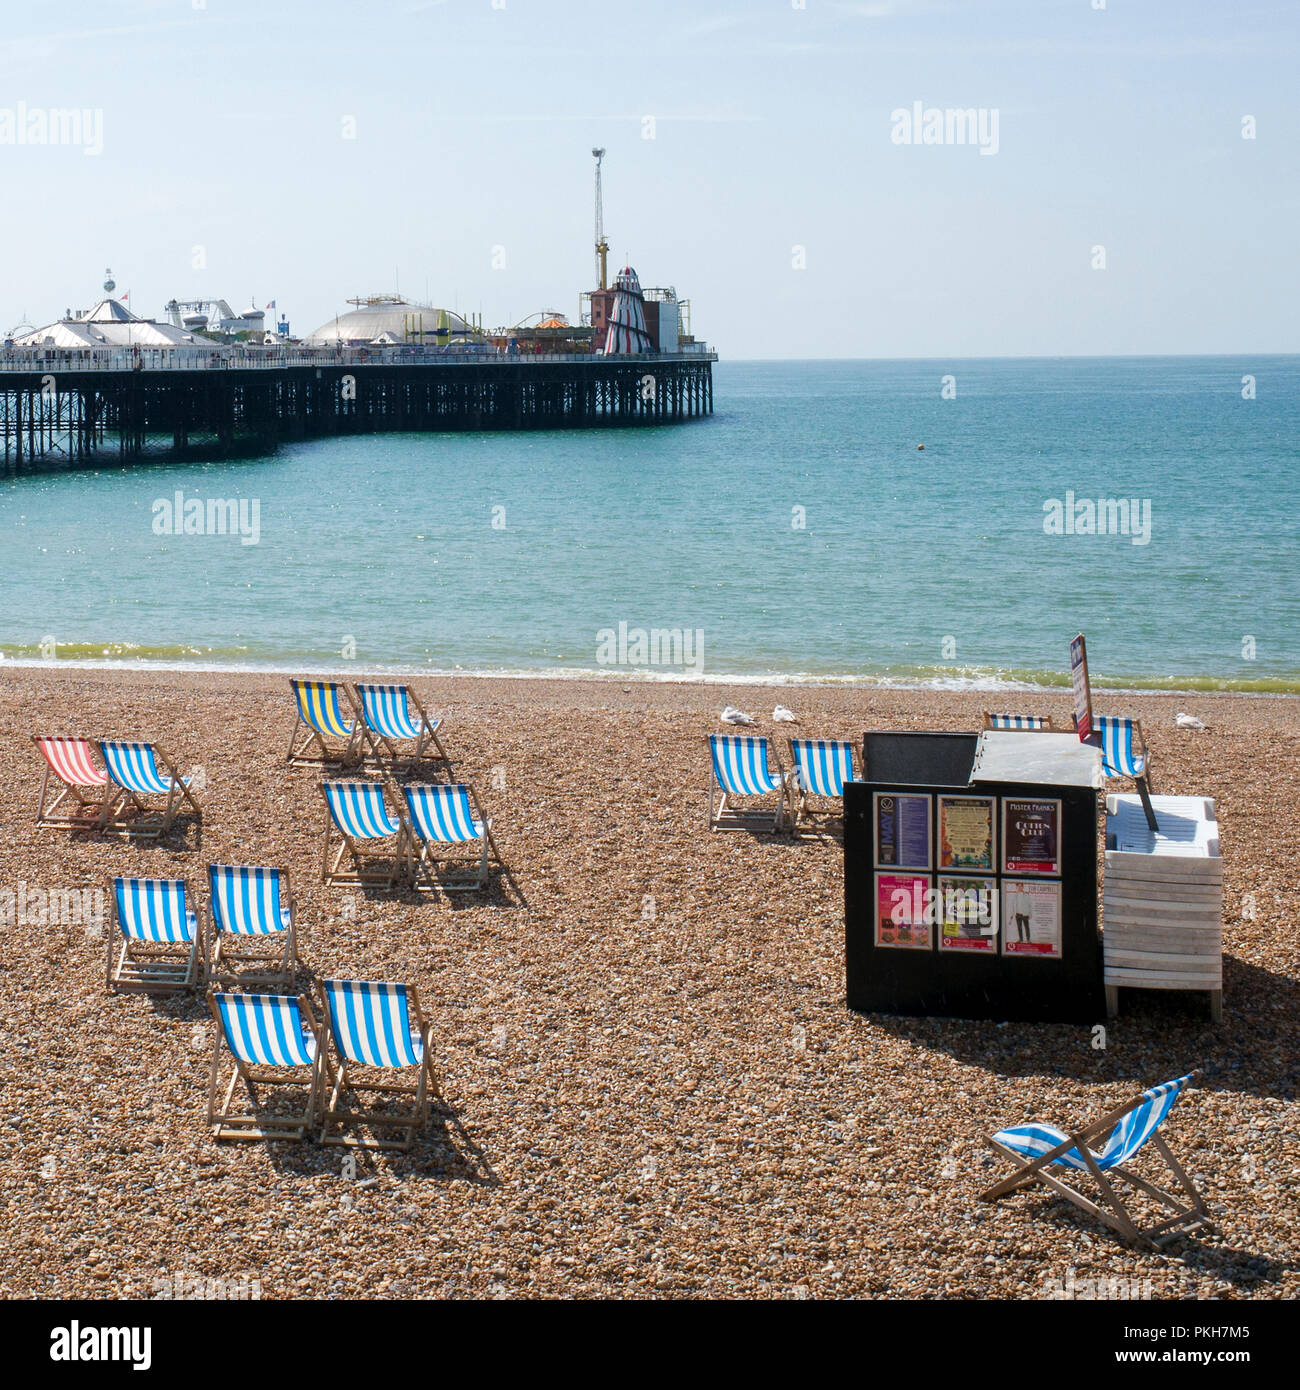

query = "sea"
[2,356,1297,692]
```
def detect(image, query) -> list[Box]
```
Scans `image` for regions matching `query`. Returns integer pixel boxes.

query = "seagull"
[773,705,798,723]
[720,706,756,725]
[1175,713,1206,730]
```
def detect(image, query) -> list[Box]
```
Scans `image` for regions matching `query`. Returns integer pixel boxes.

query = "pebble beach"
[1,667,1296,1300]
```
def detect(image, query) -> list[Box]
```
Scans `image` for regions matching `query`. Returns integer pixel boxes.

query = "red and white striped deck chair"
[33,736,113,829]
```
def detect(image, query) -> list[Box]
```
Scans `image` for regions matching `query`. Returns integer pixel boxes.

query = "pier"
[0,347,715,473]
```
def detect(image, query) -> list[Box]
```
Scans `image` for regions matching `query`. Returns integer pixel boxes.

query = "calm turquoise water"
[3,357,1297,689]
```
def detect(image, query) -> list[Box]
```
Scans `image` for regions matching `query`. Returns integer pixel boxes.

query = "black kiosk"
[844,729,1105,1023]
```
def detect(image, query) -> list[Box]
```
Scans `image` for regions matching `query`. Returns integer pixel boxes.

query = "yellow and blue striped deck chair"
[287,679,372,767]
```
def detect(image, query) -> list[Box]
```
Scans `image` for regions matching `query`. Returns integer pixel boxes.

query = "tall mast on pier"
[592,147,609,291]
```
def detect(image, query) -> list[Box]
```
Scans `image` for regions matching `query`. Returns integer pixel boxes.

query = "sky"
[0,0,1295,359]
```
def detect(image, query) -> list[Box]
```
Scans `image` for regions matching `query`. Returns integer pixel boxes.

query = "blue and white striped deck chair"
[207,864,298,988]
[206,990,331,1141]
[317,979,440,1150]
[98,739,201,838]
[983,713,1053,731]
[707,734,787,831]
[788,738,857,832]
[355,682,450,768]
[320,781,409,888]
[1096,715,1149,780]
[108,876,201,994]
[287,678,371,767]
[401,782,503,892]
[980,1072,1213,1248]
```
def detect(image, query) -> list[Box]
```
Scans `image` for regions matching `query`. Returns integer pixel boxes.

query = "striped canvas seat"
[287,678,369,766]
[98,740,201,839]
[114,877,198,943]
[790,739,856,797]
[207,865,296,988]
[322,980,425,1067]
[37,737,108,787]
[101,740,185,794]
[787,738,856,833]
[401,783,502,892]
[317,979,440,1150]
[1097,715,1147,778]
[33,736,110,828]
[986,713,1050,731]
[355,682,450,768]
[207,990,330,1141]
[982,1073,1212,1248]
[993,1075,1192,1173]
[357,684,425,740]
[707,734,787,831]
[108,876,200,994]
[320,781,407,888]
[404,784,483,844]
[214,992,319,1067]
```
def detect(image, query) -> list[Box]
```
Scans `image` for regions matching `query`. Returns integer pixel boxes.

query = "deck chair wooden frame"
[316,980,440,1151]
[356,682,453,772]
[97,740,202,839]
[320,781,410,889]
[206,990,334,1142]
[402,782,505,894]
[32,735,113,830]
[286,679,375,768]
[980,1073,1214,1250]
[206,864,300,990]
[707,734,789,833]
[1095,715,1158,832]
[107,877,202,996]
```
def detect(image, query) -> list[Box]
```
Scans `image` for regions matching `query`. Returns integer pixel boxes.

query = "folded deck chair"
[983,713,1053,731]
[707,734,787,831]
[287,679,371,767]
[207,864,299,988]
[788,738,857,832]
[206,990,331,1142]
[108,876,201,995]
[401,782,503,892]
[33,736,111,829]
[980,1072,1213,1249]
[355,682,451,769]
[98,740,201,838]
[320,780,408,888]
[317,979,440,1150]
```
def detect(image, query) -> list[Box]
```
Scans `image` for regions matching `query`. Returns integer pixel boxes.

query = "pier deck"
[0,349,715,472]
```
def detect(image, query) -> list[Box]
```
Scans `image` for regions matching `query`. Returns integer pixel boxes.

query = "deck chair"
[98,740,201,838]
[33,736,111,829]
[707,734,787,831]
[356,682,451,769]
[287,679,371,767]
[107,876,201,995]
[1096,714,1157,830]
[787,738,857,832]
[206,990,332,1142]
[320,780,408,888]
[980,1072,1213,1249]
[207,864,299,989]
[317,979,440,1150]
[401,782,504,892]
[983,713,1053,731]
